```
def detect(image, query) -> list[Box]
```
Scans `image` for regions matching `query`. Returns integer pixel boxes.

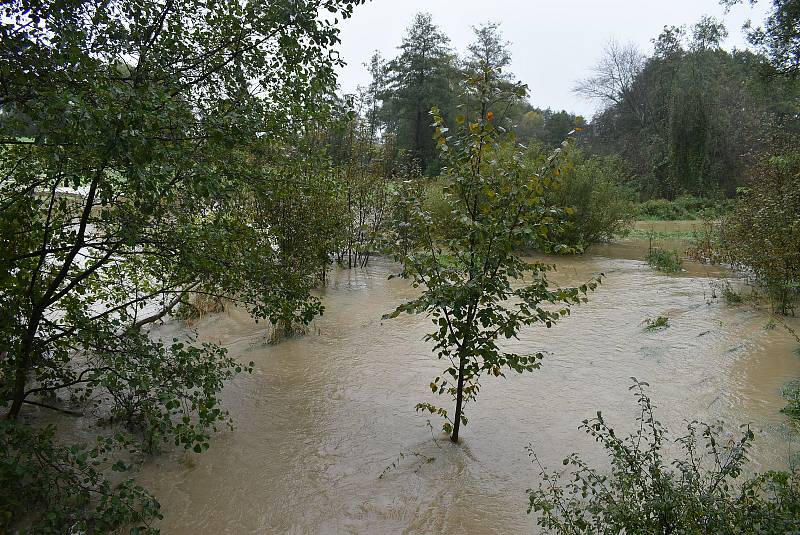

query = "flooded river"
[137,225,800,534]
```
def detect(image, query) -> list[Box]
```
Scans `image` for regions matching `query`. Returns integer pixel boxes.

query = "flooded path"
[138,229,800,534]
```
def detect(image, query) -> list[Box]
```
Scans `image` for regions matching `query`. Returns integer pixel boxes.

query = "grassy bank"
[635,195,735,221]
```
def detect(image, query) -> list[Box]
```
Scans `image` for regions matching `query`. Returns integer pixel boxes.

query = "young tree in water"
[385,64,600,443]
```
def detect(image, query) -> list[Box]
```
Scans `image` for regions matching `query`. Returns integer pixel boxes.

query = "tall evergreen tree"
[379,13,457,174]
[462,23,526,123]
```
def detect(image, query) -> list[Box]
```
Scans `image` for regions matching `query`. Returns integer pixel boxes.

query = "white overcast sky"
[334,0,771,117]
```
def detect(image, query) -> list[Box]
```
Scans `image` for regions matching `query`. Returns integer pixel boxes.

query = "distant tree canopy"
[363,12,800,199]
[578,16,800,199]
[363,14,582,175]
[723,0,800,75]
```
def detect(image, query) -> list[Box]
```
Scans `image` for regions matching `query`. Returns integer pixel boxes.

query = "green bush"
[422,177,456,240]
[646,247,683,272]
[782,379,800,420]
[426,146,634,253]
[686,218,727,264]
[0,421,161,533]
[643,315,670,331]
[528,380,800,534]
[544,150,635,250]
[637,197,690,220]
[720,280,744,305]
[719,150,800,316]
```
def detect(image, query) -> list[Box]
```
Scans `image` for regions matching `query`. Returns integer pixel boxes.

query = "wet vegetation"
[1,0,800,532]
[529,381,800,534]
[646,244,685,273]
[643,315,671,331]
[383,64,599,442]
[719,149,800,316]
[635,195,735,220]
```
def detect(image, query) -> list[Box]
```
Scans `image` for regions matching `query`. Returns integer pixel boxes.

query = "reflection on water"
[137,228,800,534]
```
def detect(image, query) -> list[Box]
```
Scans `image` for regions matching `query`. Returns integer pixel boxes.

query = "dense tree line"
[364,11,800,202]
[579,16,800,199]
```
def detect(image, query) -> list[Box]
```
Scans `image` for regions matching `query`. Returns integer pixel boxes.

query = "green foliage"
[365,16,585,175]
[635,195,735,220]
[323,96,399,270]
[528,380,800,534]
[384,66,599,442]
[376,12,459,174]
[542,149,635,249]
[719,149,800,315]
[643,315,670,331]
[646,247,684,273]
[0,420,161,533]
[583,17,800,199]
[781,379,800,420]
[723,0,800,75]
[88,334,253,454]
[0,0,363,529]
[686,218,727,264]
[717,279,745,305]
[421,177,456,240]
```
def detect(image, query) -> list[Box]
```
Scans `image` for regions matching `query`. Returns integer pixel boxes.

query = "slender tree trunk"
[450,352,467,442]
[7,323,38,418]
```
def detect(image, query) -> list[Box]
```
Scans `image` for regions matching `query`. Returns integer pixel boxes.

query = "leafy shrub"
[428,145,634,252]
[545,150,636,250]
[782,379,800,420]
[686,218,726,264]
[0,421,161,533]
[719,150,800,316]
[528,380,800,534]
[719,279,744,305]
[65,332,252,454]
[646,247,683,272]
[637,197,690,220]
[423,177,457,240]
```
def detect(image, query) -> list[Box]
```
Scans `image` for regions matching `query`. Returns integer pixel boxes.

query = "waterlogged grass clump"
[646,247,683,273]
[719,280,744,305]
[643,315,670,331]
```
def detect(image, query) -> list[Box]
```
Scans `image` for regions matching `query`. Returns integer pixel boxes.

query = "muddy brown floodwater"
[137,224,800,534]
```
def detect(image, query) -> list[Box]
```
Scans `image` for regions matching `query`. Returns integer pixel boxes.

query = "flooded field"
[136,225,800,534]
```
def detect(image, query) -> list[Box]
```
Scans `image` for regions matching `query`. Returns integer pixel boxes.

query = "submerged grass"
[643,316,670,331]
[646,248,683,273]
[628,228,699,240]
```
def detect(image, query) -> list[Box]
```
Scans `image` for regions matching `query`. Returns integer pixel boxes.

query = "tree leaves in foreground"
[384,64,600,442]
[0,0,362,531]
[528,379,800,534]
[0,420,161,534]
